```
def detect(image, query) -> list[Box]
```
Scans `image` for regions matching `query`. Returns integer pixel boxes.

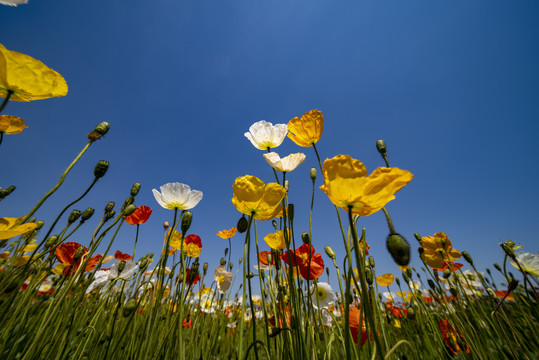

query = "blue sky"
[1,1,538,293]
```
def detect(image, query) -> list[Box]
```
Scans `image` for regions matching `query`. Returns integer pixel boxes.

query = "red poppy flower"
[439,319,470,355]
[186,268,200,285]
[115,250,133,261]
[349,308,368,346]
[440,262,464,272]
[258,250,280,266]
[55,242,103,276]
[182,318,192,328]
[125,206,153,225]
[281,243,325,280]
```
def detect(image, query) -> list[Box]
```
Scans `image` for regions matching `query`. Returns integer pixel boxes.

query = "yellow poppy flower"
[263,229,289,250]
[287,109,324,147]
[231,175,286,221]
[0,217,38,240]
[0,43,68,102]
[376,273,395,287]
[421,232,462,270]
[320,154,413,216]
[0,115,27,134]
[217,227,237,239]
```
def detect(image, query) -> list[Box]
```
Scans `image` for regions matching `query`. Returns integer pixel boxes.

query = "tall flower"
[310,282,334,309]
[320,154,413,216]
[125,205,153,225]
[55,242,102,276]
[170,232,203,258]
[263,229,289,250]
[281,243,324,280]
[0,43,68,101]
[231,175,286,221]
[421,232,462,271]
[152,182,203,210]
[0,115,27,134]
[509,252,539,277]
[244,120,288,150]
[217,227,237,239]
[263,152,306,172]
[287,109,324,147]
[375,273,395,287]
[214,265,233,293]
[0,217,37,240]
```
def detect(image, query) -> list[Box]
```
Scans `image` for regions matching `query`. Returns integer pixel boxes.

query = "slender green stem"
[0,90,12,114]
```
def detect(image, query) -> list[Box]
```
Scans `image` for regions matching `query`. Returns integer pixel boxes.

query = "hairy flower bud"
[301,232,310,245]
[81,208,95,222]
[68,210,82,224]
[74,246,85,261]
[237,216,248,233]
[130,182,141,196]
[365,267,373,285]
[462,251,473,265]
[407,307,416,320]
[402,271,410,283]
[368,256,375,268]
[324,246,336,260]
[413,233,422,243]
[0,185,16,201]
[427,279,436,290]
[220,257,226,266]
[493,263,502,272]
[386,233,411,266]
[508,279,519,292]
[45,235,58,248]
[93,160,109,179]
[88,122,110,141]
[310,167,317,182]
[118,261,126,274]
[105,210,116,221]
[203,262,208,275]
[181,212,193,235]
[35,220,45,230]
[105,201,115,213]
[138,258,149,272]
[123,204,136,217]
[376,139,387,154]
[122,298,138,318]
[121,196,135,211]
[443,269,451,279]
[287,203,294,222]
[229,262,233,270]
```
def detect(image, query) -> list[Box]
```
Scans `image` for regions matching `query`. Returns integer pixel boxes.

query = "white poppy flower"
[0,0,28,7]
[109,261,139,279]
[86,269,111,294]
[214,265,233,294]
[263,152,306,172]
[510,252,539,277]
[244,120,288,150]
[310,282,334,309]
[152,182,203,210]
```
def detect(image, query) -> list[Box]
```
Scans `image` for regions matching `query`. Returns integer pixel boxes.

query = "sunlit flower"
[0,0,28,7]
[37,277,54,295]
[263,229,289,250]
[114,250,133,261]
[177,234,203,258]
[152,182,203,210]
[86,269,111,294]
[125,205,153,225]
[110,260,138,279]
[231,175,286,221]
[55,242,102,276]
[0,217,37,240]
[281,243,325,280]
[421,232,462,271]
[199,293,217,314]
[349,308,368,346]
[214,265,233,294]
[0,115,27,135]
[493,290,515,302]
[310,282,334,309]
[186,268,200,285]
[244,120,288,150]
[439,319,470,355]
[287,109,323,147]
[460,270,484,288]
[383,291,397,301]
[263,152,306,172]
[408,280,421,290]
[509,252,539,277]
[320,154,413,216]
[376,273,395,287]
[0,43,68,101]
[256,250,279,270]
[217,227,237,239]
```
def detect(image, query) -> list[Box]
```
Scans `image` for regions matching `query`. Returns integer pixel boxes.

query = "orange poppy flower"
[439,319,470,355]
[349,307,368,346]
[281,243,324,280]
[115,250,133,261]
[125,206,153,225]
[217,227,237,239]
[55,242,102,276]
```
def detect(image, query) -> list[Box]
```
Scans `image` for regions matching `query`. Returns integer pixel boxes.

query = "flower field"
[1,41,538,360]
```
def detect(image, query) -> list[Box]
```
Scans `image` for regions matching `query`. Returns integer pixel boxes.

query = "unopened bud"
[238,257,242,265]
[130,182,141,196]
[508,279,519,292]
[386,233,411,266]
[440,238,447,248]
[94,122,110,136]
[414,233,422,243]
[449,287,458,297]
[122,298,138,318]
[246,272,256,279]
[368,256,375,268]
[418,247,424,256]
[105,210,116,221]
[269,327,282,337]
[181,212,193,234]
[123,204,136,216]
[229,262,233,270]
[74,246,85,261]
[105,202,115,213]
[406,267,412,278]
[326,267,330,278]
[324,246,336,260]
[272,220,278,230]
[365,267,373,285]
[224,248,229,256]
[407,307,416,320]
[284,180,289,192]
[81,208,95,222]
[138,258,149,272]
[0,185,16,200]
[462,251,473,265]
[68,210,82,224]
[486,288,496,298]
[237,216,248,233]
[443,269,451,279]
[395,278,401,286]
[94,160,109,179]
[287,203,294,222]
[118,261,126,274]
[427,279,436,290]
[220,258,226,266]
[310,168,317,182]
[45,235,58,248]
[494,263,502,272]
[376,139,387,154]
[203,262,208,275]
[501,243,515,259]
[402,271,410,283]
[122,196,135,211]
[35,220,45,230]
[301,232,310,244]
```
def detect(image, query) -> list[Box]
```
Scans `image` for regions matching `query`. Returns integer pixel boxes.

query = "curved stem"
[0,90,12,114]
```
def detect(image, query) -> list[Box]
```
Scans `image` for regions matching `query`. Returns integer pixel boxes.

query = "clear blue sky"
[1,1,538,293]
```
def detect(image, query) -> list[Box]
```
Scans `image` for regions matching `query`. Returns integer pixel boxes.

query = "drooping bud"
[414,233,422,244]
[105,202,115,213]
[386,233,411,266]
[74,245,85,261]
[123,204,136,217]
[269,327,282,337]
[494,263,502,272]
[81,208,95,222]
[237,215,248,233]
[427,279,436,290]
[287,204,294,222]
[181,211,193,235]
[122,298,138,318]
[130,183,141,196]
[93,160,109,179]
[376,139,387,155]
[68,210,82,224]
[246,272,256,279]
[462,251,473,265]
[443,269,451,279]
[238,257,243,265]
[105,210,116,221]
[508,279,519,292]
[0,185,16,201]
[310,168,317,182]
[301,232,310,244]
[324,246,336,260]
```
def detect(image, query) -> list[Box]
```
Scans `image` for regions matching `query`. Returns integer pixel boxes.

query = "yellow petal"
[0,115,27,134]
[0,217,38,240]
[376,273,395,287]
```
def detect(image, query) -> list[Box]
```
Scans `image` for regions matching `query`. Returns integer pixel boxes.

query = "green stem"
[0,90,12,114]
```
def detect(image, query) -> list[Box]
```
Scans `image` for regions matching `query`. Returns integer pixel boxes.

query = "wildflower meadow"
[1,2,538,360]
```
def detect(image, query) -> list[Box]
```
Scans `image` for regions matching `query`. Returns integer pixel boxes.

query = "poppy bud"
[501,243,515,259]
[130,182,141,196]
[449,287,458,297]
[287,204,294,222]
[139,258,149,272]
[486,268,492,276]
[118,261,126,274]
[365,267,373,285]
[462,251,473,265]
[407,307,416,320]
[402,271,410,283]
[310,168,317,182]
[122,298,138,318]
[246,272,256,279]
[220,258,226,266]
[324,246,336,260]
[284,180,289,192]
[81,208,95,222]
[94,121,110,136]
[386,233,411,266]
[326,267,330,278]
[181,212,193,235]
[122,196,135,211]
[418,247,424,256]
[105,202,115,213]
[508,279,519,292]
[272,220,278,230]
[105,210,116,221]
[123,204,136,217]
[45,235,58,248]
[203,262,208,275]
[368,256,375,268]
[238,258,242,265]
[376,139,387,154]
[35,220,45,230]
[229,262,233,270]
[406,267,412,278]
[301,232,310,244]
[74,246,85,261]
[440,238,447,248]
[486,288,496,298]
[395,278,401,286]
[237,216,248,233]
[494,263,502,272]
[443,269,451,279]
[413,233,422,243]
[269,327,282,337]
[0,185,16,201]
[68,210,82,224]
[93,160,109,179]
[427,279,436,290]
[224,248,229,257]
